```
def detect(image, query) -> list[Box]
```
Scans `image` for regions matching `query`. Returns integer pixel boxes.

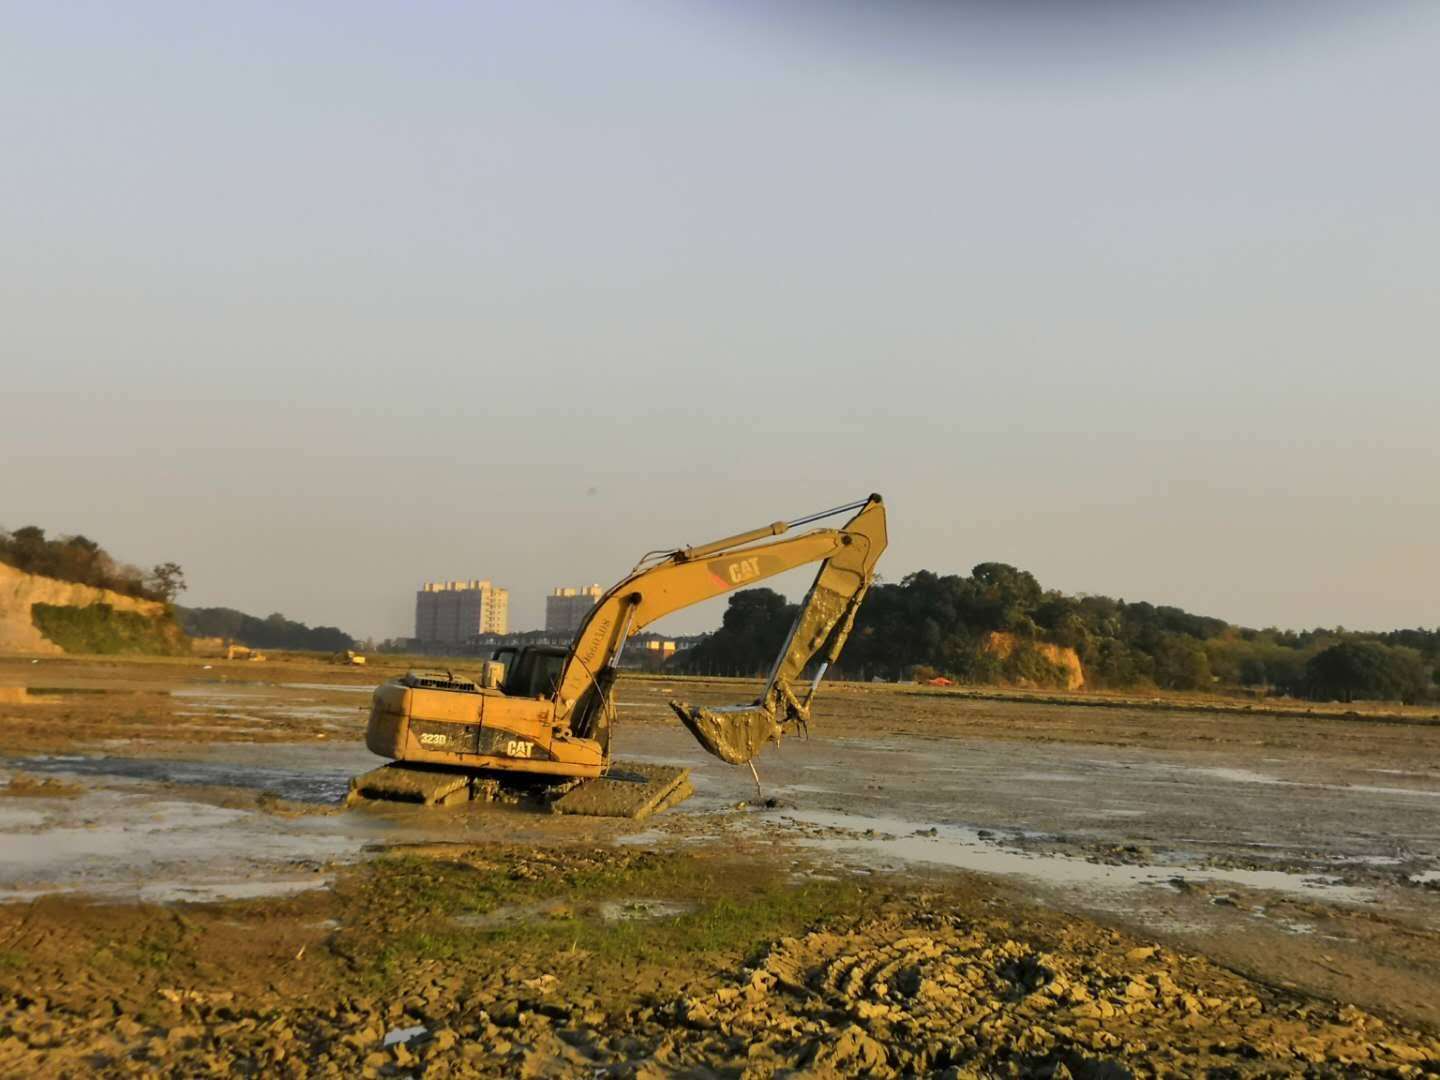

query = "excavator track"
[550,762,692,820]
[346,759,691,819]
[346,762,485,807]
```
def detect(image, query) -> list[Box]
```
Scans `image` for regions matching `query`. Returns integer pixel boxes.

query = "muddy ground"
[1,654,1438,1077]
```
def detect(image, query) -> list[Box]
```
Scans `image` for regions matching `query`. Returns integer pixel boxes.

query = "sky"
[3,2,1437,640]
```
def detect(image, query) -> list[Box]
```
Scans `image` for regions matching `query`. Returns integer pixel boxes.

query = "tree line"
[0,525,185,603]
[0,524,357,653]
[676,564,1439,704]
[178,607,354,652]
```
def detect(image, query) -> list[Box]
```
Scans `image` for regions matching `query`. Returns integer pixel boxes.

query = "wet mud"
[2,847,1438,1078]
[1,656,1438,1075]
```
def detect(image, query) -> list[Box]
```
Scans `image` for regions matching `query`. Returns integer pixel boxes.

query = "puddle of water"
[1340,784,1440,800]
[383,1026,427,1047]
[451,900,573,928]
[598,898,693,922]
[273,705,365,720]
[9,753,360,804]
[1188,767,1286,786]
[1165,765,1440,801]
[1,802,249,866]
[765,810,1378,907]
[0,877,332,904]
[137,878,333,903]
[1011,772,1084,783]
[279,683,374,694]
[0,806,49,828]
[172,688,265,700]
[780,784,844,797]
[0,686,169,705]
[0,779,369,903]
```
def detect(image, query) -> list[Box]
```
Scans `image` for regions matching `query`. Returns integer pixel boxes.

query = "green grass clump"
[348,848,868,988]
[31,602,189,656]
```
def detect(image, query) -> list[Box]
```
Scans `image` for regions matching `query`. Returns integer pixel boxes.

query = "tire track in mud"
[669,914,1440,1077]
[5,897,1438,1077]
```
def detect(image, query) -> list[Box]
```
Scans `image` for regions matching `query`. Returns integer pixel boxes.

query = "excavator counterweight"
[348,495,887,816]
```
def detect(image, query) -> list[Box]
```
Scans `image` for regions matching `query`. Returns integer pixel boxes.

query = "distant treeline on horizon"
[178,607,354,653]
[677,564,1439,705]
[0,524,350,654]
[6,523,1434,702]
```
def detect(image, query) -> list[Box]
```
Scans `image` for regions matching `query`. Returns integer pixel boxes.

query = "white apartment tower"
[415,579,509,645]
[545,584,603,637]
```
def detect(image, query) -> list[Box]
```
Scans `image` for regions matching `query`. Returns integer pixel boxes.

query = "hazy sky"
[4,2,1437,639]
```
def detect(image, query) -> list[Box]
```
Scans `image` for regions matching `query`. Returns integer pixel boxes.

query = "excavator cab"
[491,645,568,700]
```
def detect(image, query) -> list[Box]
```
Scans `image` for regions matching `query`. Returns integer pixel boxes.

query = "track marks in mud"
[4,849,1440,1077]
[672,914,1440,1077]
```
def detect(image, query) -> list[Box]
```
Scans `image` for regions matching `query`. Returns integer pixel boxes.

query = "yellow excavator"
[348,494,887,817]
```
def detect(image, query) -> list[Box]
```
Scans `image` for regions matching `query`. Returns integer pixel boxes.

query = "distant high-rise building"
[415,580,508,645]
[546,584,603,637]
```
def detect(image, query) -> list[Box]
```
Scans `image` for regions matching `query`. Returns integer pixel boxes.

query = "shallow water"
[0,685,170,705]
[0,766,374,902]
[10,750,366,804]
[3,681,1437,906]
[763,809,1377,906]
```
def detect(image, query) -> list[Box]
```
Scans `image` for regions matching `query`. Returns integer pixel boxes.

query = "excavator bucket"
[669,701,781,766]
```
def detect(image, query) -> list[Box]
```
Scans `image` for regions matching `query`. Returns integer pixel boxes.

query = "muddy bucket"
[669,700,781,766]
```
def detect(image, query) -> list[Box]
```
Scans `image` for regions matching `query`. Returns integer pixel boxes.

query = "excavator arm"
[558,494,887,766]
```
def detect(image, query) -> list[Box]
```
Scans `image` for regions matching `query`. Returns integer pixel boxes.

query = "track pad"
[670,700,780,765]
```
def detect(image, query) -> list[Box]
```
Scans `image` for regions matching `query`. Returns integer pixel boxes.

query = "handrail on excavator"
[676,495,877,563]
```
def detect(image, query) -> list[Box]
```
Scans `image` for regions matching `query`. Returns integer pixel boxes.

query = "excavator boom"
[668,496,887,764]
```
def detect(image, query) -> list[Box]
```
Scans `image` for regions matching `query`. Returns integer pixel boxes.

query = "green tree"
[147,562,187,602]
[1152,634,1212,690]
[678,589,798,676]
[1305,642,1432,704]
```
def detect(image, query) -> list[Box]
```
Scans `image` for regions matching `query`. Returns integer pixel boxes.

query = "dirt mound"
[2,851,1438,1078]
[0,563,173,654]
[673,914,1440,1076]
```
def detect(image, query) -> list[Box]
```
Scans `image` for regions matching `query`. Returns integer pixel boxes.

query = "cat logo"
[726,556,762,584]
[504,740,533,758]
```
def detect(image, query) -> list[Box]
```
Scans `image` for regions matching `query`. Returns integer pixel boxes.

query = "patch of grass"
[105,922,188,971]
[31,602,189,656]
[356,848,691,920]
[348,847,870,989]
[116,938,174,969]
[489,876,868,964]
[0,949,26,971]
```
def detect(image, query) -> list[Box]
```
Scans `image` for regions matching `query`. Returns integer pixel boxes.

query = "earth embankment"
[0,563,180,654]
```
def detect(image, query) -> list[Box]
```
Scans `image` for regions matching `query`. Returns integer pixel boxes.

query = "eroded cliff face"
[983,631,1086,690]
[0,562,170,654]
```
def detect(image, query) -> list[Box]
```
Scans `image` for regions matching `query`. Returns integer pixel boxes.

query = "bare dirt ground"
[1,654,1438,1077]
